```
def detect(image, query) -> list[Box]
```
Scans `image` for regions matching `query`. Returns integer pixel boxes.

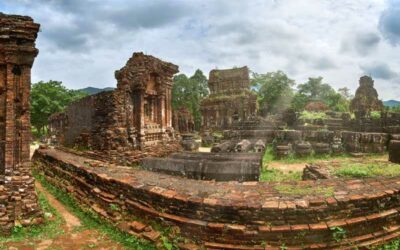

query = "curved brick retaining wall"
[33,148,400,249]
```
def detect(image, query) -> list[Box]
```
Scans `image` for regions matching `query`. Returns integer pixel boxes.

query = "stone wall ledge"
[32,148,400,248]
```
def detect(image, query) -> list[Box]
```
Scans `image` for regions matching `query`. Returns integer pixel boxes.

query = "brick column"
[0,13,42,235]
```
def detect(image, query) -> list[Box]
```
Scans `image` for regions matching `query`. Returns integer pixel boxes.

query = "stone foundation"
[33,148,400,249]
[141,152,261,181]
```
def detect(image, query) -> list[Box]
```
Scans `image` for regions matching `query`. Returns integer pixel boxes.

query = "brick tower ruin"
[48,52,179,150]
[200,66,257,129]
[0,13,42,234]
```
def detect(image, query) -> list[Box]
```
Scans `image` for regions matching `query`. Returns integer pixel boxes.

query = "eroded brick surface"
[200,67,257,130]
[0,13,42,235]
[48,52,179,150]
[33,148,400,249]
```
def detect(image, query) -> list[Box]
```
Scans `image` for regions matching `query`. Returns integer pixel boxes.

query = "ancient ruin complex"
[200,66,257,129]
[35,73,400,248]
[2,10,400,249]
[48,52,179,150]
[0,13,42,234]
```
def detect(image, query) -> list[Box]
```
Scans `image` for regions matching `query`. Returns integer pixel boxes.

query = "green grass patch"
[260,168,302,182]
[33,173,156,250]
[275,184,334,197]
[334,162,400,178]
[299,111,327,120]
[375,239,400,250]
[0,188,64,244]
[262,145,352,165]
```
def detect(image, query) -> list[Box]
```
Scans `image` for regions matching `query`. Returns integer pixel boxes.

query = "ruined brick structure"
[172,106,194,133]
[34,147,400,249]
[200,67,257,129]
[0,13,42,234]
[350,75,384,119]
[48,53,179,150]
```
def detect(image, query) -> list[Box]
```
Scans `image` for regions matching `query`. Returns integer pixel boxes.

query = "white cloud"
[1,0,400,100]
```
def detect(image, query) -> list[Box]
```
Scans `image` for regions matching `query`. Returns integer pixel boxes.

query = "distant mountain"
[78,87,114,95]
[384,100,400,107]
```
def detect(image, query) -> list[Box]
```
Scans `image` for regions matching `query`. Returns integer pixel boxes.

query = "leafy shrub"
[299,111,327,120]
[370,111,381,120]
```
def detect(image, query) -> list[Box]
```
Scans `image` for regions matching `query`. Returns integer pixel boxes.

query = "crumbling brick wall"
[0,13,42,234]
[172,107,194,133]
[49,53,179,150]
[34,147,400,249]
[200,67,257,130]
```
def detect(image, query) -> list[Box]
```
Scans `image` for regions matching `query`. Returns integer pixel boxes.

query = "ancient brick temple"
[0,13,42,234]
[200,66,257,129]
[49,52,179,150]
[350,75,384,119]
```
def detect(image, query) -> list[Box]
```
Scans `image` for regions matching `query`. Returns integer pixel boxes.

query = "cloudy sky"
[1,0,400,100]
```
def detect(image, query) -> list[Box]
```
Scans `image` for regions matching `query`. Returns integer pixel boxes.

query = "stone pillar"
[166,86,172,128]
[159,95,166,130]
[0,13,42,235]
[133,90,145,148]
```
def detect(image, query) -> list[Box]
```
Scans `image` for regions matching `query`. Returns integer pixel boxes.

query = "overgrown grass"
[33,173,156,250]
[260,168,302,182]
[0,188,64,245]
[334,162,400,178]
[370,111,382,120]
[262,145,352,165]
[299,111,327,120]
[375,239,400,250]
[275,184,335,197]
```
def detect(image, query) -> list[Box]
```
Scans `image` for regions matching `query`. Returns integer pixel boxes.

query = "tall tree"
[30,80,87,135]
[292,77,349,112]
[251,71,295,114]
[172,70,209,130]
[297,77,335,100]
[338,87,353,99]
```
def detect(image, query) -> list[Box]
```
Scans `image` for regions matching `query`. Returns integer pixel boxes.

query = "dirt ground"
[1,145,124,250]
[2,181,124,250]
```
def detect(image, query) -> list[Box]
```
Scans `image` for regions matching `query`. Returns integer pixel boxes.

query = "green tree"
[30,80,87,136]
[172,70,209,130]
[251,71,295,114]
[292,77,349,112]
[338,87,353,99]
[291,93,309,111]
[297,77,335,100]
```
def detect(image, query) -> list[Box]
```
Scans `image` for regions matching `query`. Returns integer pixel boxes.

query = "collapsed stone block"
[235,139,252,152]
[302,164,333,180]
[180,134,199,151]
[141,152,261,181]
[253,139,266,153]
[211,141,235,153]
[294,141,312,157]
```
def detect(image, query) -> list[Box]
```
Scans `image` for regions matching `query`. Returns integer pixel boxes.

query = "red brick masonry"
[33,148,400,249]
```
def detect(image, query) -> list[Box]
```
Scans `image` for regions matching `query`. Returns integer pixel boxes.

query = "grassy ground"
[332,161,400,178]
[260,145,393,182]
[33,173,157,250]
[275,184,335,197]
[0,189,65,247]
[262,145,355,165]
